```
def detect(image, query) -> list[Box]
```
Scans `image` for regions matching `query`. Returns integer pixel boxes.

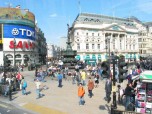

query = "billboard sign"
[3,24,35,40]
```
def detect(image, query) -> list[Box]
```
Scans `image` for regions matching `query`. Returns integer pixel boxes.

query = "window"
[130,45,131,50]
[97,44,100,49]
[92,33,94,36]
[98,33,100,36]
[133,45,135,49]
[120,43,122,49]
[92,44,95,49]
[86,33,88,36]
[77,39,79,41]
[77,32,79,35]
[86,44,89,49]
[126,45,127,49]
[77,43,80,50]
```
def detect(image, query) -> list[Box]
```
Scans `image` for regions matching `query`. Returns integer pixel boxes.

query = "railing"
[111,109,141,114]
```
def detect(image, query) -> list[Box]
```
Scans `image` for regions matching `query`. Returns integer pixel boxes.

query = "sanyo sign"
[4,25,35,41]
[12,28,35,37]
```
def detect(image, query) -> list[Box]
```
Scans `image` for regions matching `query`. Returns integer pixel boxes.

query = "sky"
[0,0,152,45]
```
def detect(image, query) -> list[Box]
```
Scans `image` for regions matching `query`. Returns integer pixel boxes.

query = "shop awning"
[98,54,101,60]
[140,71,152,81]
[75,55,80,60]
[125,54,129,59]
[92,54,96,60]
[85,55,90,60]
[133,54,136,59]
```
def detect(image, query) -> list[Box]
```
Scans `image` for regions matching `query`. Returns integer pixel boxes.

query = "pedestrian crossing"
[22,103,67,114]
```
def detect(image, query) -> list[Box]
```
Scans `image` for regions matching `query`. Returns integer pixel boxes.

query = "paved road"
[0,101,35,114]
[0,68,126,114]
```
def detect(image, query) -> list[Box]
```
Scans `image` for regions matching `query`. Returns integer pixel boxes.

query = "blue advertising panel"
[3,24,35,41]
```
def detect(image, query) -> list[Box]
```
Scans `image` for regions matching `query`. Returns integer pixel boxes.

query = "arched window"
[15,54,21,58]
[6,54,13,58]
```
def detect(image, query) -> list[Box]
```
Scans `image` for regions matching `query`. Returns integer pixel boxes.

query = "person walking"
[124,83,134,111]
[35,78,44,99]
[21,77,27,95]
[78,83,85,106]
[57,71,63,87]
[81,70,86,86]
[105,77,112,103]
[87,77,94,98]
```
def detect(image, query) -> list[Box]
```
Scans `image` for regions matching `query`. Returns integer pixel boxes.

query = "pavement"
[0,67,127,114]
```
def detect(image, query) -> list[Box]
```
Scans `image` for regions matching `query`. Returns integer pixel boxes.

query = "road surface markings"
[22,103,67,114]
[0,103,8,108]
[7,110,10,112]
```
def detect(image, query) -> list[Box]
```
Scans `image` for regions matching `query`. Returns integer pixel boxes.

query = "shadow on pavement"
[12,96,18,100]
[12,91,18,95]
[26,91,31,95]
[99,104,111,114]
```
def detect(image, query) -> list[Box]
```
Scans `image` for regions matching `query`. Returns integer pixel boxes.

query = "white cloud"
[137,0,152,14]
[49,13,57,17]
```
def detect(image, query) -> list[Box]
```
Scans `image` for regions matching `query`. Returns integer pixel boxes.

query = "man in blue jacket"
[57,71,63,87]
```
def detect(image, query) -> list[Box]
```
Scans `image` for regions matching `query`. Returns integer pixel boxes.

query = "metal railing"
[111,109,141,114]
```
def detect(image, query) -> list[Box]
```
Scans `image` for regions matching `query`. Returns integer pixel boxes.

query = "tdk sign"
[4,24,35,41]
[12,28,35,37]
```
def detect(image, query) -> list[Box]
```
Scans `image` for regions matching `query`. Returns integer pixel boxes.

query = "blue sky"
[0,0,152,45]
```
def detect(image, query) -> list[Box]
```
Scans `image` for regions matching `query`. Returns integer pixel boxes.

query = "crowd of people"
[0,60,145,111]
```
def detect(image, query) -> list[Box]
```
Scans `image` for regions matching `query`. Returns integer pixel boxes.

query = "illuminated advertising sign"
[3,24,35,40]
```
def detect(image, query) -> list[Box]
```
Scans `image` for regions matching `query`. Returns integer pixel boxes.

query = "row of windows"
[77,43,136,50]
[76,32,136,38]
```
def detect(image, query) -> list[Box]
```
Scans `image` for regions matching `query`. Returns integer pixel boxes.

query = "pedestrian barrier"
[111,109,141,114]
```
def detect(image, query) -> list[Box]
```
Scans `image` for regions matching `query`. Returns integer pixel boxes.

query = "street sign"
[112,85,117,92]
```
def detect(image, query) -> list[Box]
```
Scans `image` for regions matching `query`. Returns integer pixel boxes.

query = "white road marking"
[0,104,8,108]
[7,110,10,112]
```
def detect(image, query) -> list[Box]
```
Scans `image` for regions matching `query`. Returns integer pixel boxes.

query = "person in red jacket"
[78,83,85,105]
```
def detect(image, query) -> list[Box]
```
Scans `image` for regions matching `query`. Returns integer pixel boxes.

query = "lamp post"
[13,38,16,69]
[107,36,111,78]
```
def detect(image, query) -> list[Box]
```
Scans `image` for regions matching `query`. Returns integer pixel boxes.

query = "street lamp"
[13,37,16,69]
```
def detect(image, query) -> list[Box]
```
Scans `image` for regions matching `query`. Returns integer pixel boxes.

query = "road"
[0,101,35,114]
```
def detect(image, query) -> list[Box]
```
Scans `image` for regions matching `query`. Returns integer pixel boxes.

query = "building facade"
[0,7,46,66]
[70,13,140,64]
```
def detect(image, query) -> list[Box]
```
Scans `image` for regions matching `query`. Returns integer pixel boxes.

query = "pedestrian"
[124,83,134,111]
[94,74,99,88]
[21,77,27,95]
[105,77,112,103]
[16,72,22,90]
[78,83,85,106]
[34,78,44,99]
[87,77,94,98]
[57,71,63,87]
[80,70,86,86]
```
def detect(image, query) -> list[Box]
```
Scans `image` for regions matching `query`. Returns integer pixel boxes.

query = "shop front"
[135,71,152,113]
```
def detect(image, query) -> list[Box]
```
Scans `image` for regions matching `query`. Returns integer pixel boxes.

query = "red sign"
[9,41,35,49]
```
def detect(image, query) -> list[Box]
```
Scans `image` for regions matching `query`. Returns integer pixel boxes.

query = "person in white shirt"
[35,78,44,99]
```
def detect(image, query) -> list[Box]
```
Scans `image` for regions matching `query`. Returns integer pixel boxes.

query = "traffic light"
[118,57,128,83]
[101,61,109,78]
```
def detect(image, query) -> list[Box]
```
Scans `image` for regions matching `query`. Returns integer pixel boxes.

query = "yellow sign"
[0,39,2,44]
[112,85,117,92]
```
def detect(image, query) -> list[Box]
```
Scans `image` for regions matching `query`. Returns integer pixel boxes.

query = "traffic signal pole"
[112,53,117,108]
[111,52,117,111]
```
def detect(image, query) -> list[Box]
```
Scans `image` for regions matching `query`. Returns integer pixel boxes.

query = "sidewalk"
[0,69,126,114]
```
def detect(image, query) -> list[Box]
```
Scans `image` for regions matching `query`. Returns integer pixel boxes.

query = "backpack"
[23,81,27,88]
